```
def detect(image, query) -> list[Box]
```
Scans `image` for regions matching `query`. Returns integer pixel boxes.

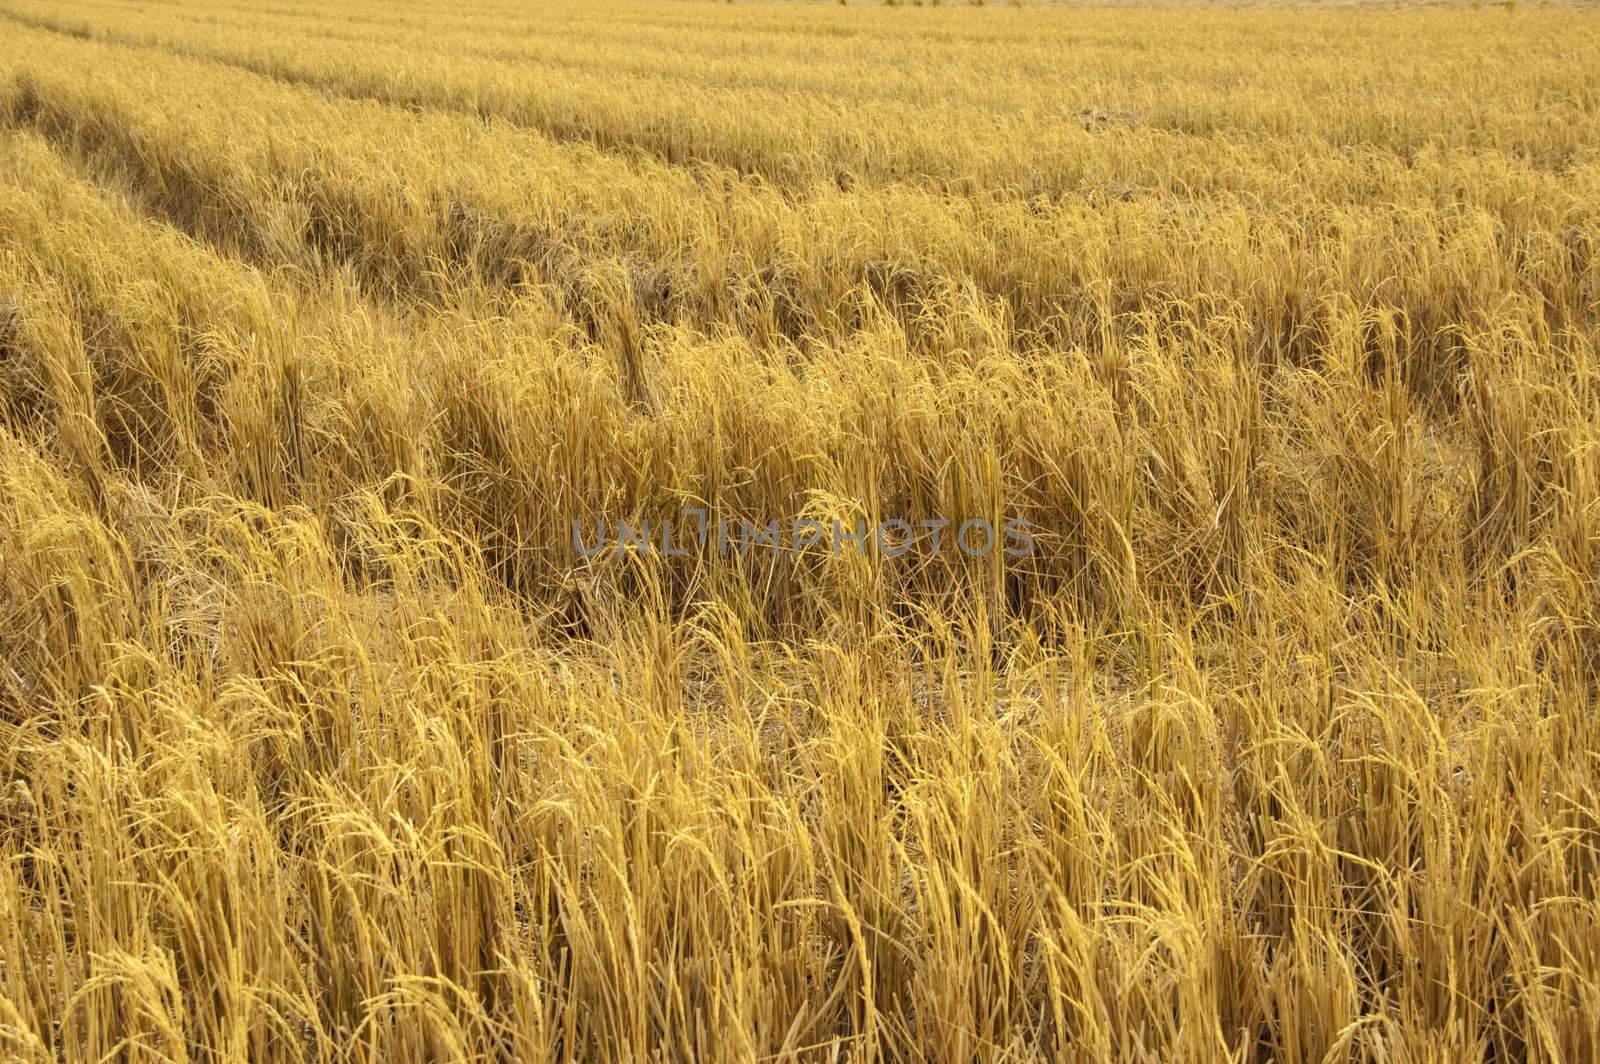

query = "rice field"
[0,0,1597,1059]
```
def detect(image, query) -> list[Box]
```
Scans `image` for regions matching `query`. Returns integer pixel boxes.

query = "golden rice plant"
[0,0,1597,1059]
